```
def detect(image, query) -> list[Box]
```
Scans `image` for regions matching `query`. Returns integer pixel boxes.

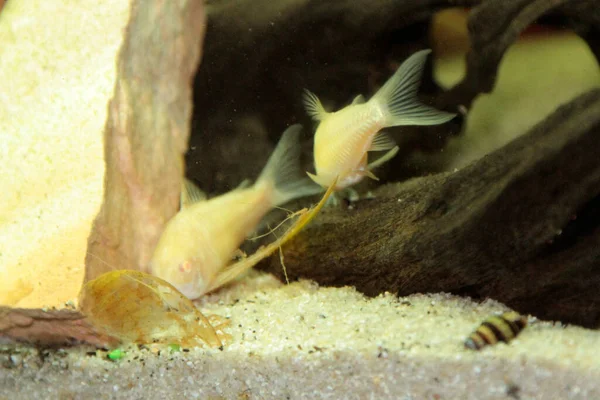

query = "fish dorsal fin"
[302,89,329,121]
[351,94,366,105]
[369,131,396,152]
[181,178,207,208]
[256,125,324,206]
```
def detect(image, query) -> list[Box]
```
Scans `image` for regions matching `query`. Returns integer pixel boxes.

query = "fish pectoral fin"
[302,89,329,121]
[369,131,396,151]
[367,146,399,170]
[181,178,207,208]
[351,94,366,105]
[306,171,326,187]
[364,170,379,181]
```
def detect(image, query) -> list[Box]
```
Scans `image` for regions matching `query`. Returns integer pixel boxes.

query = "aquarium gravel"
[2,272,599,400]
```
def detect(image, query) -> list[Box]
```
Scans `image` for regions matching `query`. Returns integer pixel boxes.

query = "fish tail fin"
[371,49,456,127]
[256,124,324,207]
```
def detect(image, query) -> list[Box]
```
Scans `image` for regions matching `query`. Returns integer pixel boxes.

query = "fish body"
[464,311,528,350]
[149,125,321,299]
[304,49,457,190]
[150,184,272,298]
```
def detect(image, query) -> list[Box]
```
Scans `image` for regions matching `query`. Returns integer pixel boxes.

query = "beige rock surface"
[0,1,131,307]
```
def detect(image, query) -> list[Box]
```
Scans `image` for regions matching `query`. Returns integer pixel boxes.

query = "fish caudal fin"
[371,49,456,127]
[257,124,324,207]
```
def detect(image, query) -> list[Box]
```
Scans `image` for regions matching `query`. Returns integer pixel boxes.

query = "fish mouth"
[174,280,206,300]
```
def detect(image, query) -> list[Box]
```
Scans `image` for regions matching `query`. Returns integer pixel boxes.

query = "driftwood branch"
[84,0,206,281]
[437,0,600,110]
[262,89,600,328]
[0,307,119,348]
[554,0,600,61]
[439,0,572,108]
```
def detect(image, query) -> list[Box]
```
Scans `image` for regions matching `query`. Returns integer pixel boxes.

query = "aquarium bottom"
[1,272,598,400]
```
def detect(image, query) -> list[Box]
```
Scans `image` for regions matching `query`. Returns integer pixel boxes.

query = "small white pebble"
[10,355,22,365]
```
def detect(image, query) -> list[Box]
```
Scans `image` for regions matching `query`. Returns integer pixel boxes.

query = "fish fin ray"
[369,131,396,151]
[371,49,456,127]
[235,179,252,191]
[257,124,324,206]
[302,89,329,121]
[180,178,207,208]
[351,94,366,105]
[364,170,379,181]
[367,146,399,170]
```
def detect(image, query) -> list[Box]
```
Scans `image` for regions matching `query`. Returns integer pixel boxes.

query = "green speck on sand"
[107,349,124,361]
[168,344,181,352]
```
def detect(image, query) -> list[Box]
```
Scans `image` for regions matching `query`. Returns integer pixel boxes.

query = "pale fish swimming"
[303,49,457,190]
[149,124,321,299]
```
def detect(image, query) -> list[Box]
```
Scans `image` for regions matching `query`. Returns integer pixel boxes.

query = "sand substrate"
[1,272,599,400]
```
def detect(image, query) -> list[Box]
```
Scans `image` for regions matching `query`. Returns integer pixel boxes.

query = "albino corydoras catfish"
[304,49,456,190]
[149,124,321,299]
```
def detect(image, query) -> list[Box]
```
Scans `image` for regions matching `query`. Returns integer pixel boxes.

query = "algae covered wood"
[84,0,206,281]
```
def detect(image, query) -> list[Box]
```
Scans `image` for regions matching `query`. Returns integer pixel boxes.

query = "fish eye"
[178,260,192,273]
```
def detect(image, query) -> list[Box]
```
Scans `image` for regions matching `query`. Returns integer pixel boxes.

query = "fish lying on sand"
[149,124,321,299]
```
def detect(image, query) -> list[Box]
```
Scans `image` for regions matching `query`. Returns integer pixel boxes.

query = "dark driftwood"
[188,0,599,193]
[188,0,483,194]
[0,307,119,348]
[84,0,206,281]
[262,89,600,328]
[439,0,599,109]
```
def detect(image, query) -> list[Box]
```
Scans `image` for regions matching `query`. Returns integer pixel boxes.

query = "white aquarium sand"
[2,272,600,399]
